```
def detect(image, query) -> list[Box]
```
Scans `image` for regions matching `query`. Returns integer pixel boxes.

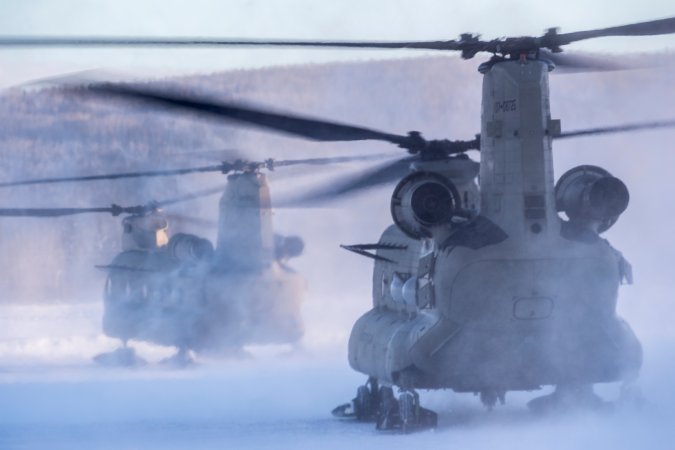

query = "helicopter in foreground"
[2,16,675,430]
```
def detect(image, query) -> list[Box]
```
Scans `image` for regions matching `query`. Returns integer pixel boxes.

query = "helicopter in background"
[2,15,675,430]
[99,165,307,366]
[0,154,378,365]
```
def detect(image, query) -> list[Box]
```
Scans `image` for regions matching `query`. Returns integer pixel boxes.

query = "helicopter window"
[513,297,553,320]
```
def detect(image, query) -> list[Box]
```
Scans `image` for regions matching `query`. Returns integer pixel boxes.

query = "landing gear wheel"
[376,389,437,433]
[376,386,398,430]
[355,385,374,420]
[333,380,437,432]
[332,377,379,421]
[398,391,415,434]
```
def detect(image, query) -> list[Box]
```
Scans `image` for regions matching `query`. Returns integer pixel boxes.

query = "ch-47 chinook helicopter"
[0,154,380,365]
[2,15,675,430]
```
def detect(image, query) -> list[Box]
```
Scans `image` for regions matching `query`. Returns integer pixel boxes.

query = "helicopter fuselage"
[101,171,306,353]
[347,59,641,393]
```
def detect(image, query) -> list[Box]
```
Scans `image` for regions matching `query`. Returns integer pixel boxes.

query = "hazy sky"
[0,0,674,86]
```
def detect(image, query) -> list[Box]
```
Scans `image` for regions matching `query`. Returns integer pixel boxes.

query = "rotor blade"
[286,157,414,205]
[77,83,411,145]
[552,17,675,46]
[273,153,398,168]
[164,212,217,229]
[95,264,158,273]
[3,17,673,54]
[0,206,114,217]
[541,50,637,72]
[0,184,228,218]
[164,148,245,162]
[0,36,464,51]
[0,164,224,188]
[0,153,396,189]
[559,120,675,139]
[155,184,228,208]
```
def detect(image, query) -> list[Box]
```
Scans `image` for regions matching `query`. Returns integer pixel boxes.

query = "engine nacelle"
[390,171,461,239]
[555,165,629,233]
[274,235,304,261]
[167,233,214,265]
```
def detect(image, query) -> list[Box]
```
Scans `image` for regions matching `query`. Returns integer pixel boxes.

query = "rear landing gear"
[331,377,379,421]
[160,347,195,368]
[93,340,147,367]
[332,378,437,433]
[392,390,437,433]
[479,389,506,411]
[617,381,644,409]
[527,384,609,413]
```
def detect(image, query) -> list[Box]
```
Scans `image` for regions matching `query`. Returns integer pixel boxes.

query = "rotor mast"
[479,58,560,238]
[215,171,275,271]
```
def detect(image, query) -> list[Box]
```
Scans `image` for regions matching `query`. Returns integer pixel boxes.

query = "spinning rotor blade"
[2,16,672,58]
[559,120,675,139]
[286,157,415,205]
[73,83,477,155]
[0,36,464,51]
[551,17,675,47]
[0,154,395,188]
[0,205,143,217]
[164,212,217,228]
[0,183,227,218]
[0,164,224,188]
[154,184,229,207]
[539,50,638,72]
[164,148,245,161]
[273,153,398,167]
[79,83,410,145]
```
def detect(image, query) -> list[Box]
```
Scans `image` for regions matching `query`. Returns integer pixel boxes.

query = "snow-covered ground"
[1,302,675,450]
